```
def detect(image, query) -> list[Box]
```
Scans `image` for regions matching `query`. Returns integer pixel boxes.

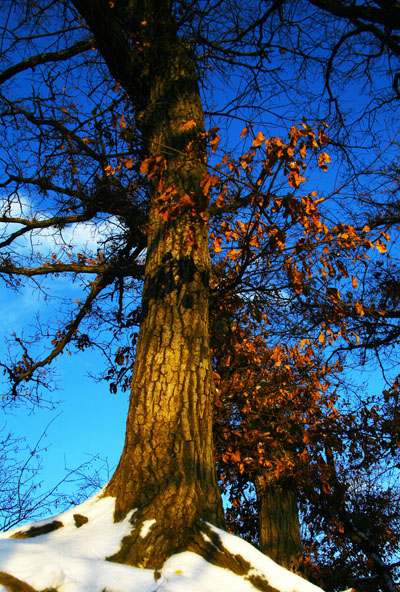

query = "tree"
[0,0,399,585]
[212,291,400,591]
[211,288,341,575]
[204,122,400,588]
[73,1,230,567]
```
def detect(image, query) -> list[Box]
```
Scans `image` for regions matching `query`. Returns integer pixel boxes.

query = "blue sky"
[1,342,128,481]
[0,210,131,521]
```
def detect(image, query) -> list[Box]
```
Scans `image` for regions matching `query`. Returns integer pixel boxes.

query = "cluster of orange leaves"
[213,306,342,486]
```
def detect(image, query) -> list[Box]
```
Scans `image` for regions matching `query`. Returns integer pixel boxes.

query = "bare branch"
[3,272,114,395]
[0,38,96,85]
[0,212,97,248]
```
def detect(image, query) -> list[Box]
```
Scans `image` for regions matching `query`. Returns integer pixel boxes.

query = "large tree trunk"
[255,471,302,574]
[73,0,225,569]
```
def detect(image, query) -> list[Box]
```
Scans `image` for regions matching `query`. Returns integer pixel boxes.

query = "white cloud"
[0,195,121,256]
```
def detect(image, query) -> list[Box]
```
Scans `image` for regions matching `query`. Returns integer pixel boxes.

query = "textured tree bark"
[73,0,225,569]
[105,177,226,567]
[255,472,302,574]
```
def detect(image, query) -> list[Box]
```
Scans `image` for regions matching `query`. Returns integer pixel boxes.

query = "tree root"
[0,572,56,592]
[187,523,280,592]
[10,521,63,540]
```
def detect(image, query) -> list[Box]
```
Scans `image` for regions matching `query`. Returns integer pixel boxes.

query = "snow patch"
[139,519,156,538]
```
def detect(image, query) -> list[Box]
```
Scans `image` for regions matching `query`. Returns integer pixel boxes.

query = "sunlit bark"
[73,0,225,568]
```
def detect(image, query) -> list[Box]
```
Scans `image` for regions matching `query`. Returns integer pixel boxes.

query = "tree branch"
[0,38,95,85]
[4,273,114,395]
[308,0,400,56]
[308,0,400,31]
[0,261,108,276]
[0,212,97,249]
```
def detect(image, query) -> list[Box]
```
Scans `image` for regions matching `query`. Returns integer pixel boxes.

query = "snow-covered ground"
[0,490,327,592]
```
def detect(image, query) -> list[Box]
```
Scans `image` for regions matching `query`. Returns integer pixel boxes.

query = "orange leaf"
[375,239,387,253]
[230,450,241,463]
[252,132,265,147]
[104,164,115,176]
[318,128,330,145]
[240,126,249,137]
[355,301,365,316]
[326,287,341,301]
[201,173,219,196]
[288,171,306,188]
[212,236,222,254]
[178,193,194,208]
[210,135,220,153]
[181,120,197,131]
[227,249,241,261]
[140,158,152,175]
[318,152,331,171]
[352,275,358,289]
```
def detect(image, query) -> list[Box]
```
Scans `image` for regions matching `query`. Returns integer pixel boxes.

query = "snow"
[0,489,327,592]
[140,519,156,538]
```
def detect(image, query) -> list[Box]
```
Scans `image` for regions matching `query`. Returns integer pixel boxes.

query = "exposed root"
[107,514,280,590]
[73,514,89,528]
[10,521,64,540]
[187,523,280,592]
[0,572,56,592]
